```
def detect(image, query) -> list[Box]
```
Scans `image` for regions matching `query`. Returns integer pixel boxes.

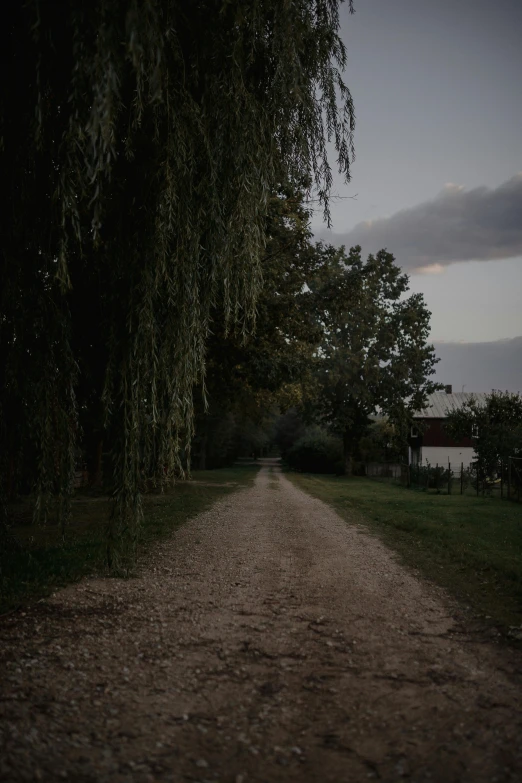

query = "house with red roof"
[408,386,487,468]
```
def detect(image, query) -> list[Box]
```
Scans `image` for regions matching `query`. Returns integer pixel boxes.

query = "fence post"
[460,462,464,495]
[508,457,511,500]
[448,459,451,495]
[500,461,503,499]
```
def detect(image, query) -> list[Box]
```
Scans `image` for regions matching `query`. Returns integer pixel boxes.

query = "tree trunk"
[343,429,353,476]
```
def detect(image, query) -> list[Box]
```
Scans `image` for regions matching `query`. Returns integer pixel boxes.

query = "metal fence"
[402,462,469,495]
[507,456,522,502]
[364,458,522,501]
[364,462,402,479]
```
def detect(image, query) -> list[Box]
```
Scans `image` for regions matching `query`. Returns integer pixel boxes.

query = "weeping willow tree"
[0,0,355,564]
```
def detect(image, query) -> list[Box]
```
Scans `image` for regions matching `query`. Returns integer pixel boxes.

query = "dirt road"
[1,461,521,782]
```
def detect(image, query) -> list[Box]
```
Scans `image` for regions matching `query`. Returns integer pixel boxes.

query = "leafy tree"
[445,391,522,476]
[308,245,440,474]
[1,1,355,561]
[193,388,278,469]
[193,187,328,467]
[273,409,308,459]
[358,418,404,464]
[285,426,343,474]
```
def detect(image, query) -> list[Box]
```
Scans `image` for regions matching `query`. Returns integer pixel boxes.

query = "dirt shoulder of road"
[286,471,522,636]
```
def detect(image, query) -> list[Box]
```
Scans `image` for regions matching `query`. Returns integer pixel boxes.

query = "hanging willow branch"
[0,0,355,567]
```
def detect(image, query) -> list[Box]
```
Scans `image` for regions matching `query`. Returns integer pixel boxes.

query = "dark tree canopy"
[445,391,522,476]
[0,1,355,561]
[307,245,440,472]
[192,187,325,468]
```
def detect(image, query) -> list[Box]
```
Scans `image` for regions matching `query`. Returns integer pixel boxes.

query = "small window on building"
[471,424,479,438]
[410,426,419,438]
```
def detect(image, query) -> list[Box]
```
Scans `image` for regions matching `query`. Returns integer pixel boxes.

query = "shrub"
[285,427,343,474]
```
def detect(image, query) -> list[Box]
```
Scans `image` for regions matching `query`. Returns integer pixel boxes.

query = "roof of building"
[414,391,488,419]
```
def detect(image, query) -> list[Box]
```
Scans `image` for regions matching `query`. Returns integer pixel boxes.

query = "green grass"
[287,473,522,631]
[1,465,258,613]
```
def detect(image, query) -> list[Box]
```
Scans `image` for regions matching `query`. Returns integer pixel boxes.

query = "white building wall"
[412,446,476,469]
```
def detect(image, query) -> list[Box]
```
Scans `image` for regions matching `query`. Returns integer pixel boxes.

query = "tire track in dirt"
[1,460,521,782]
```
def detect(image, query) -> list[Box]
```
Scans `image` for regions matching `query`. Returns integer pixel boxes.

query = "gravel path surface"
[1,460,521,783]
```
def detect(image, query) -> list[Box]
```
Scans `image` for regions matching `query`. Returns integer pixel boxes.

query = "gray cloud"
[318,174,522,271]
[433,337,522,394]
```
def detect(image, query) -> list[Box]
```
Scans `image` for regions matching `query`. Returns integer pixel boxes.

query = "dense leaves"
[445,391,522,476]
[307,245,440,472]
[193,188,325,465]
[285,427,343,474]
[1,1,355,561]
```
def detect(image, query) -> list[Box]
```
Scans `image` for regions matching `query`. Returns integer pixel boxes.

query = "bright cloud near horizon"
[311,0,522,391]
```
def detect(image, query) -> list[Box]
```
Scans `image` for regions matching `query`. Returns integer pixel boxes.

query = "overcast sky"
[313,0,522,392]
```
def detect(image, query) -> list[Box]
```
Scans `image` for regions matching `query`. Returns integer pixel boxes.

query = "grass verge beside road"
[1,466,258,613]
[287,473,522,632]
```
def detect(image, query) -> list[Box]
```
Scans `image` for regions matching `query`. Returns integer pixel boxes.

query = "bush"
[409,463,451,492]
[285,427,343,474]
